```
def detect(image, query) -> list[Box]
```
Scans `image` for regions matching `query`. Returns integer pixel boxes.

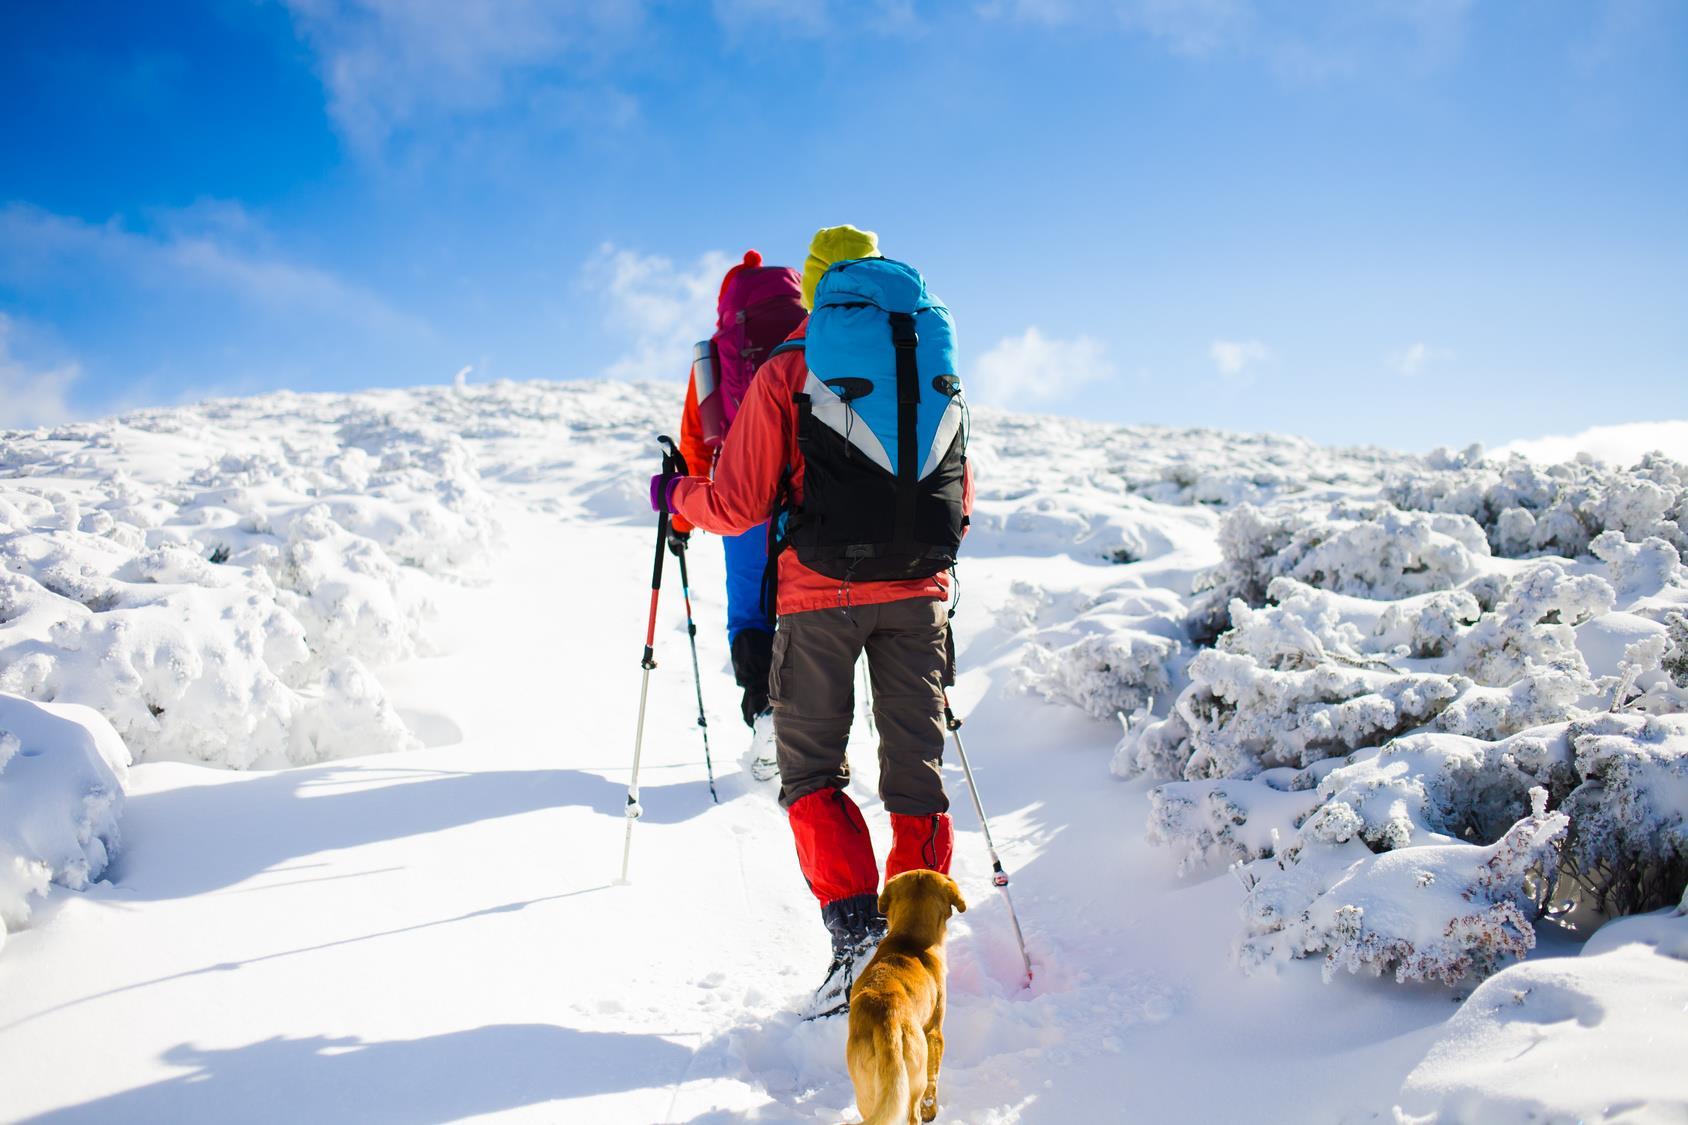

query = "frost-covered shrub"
[0,693,127,954]
[1175,646,1460,779]
[0,392,498,767]
[1385,452,1688,559]
[1188,503,1488,642]
[1239,792,1569,985]
[1560,712,1688,917]
[1447,562,1611,685]
[1112,704,1195,780]
[1086,435,1688,991]
[1590,531,1683,601]
[1146,769,1324,875]
[1128,561,1615,784]
[969,410,1414,515]
[1158,710,1688,989]
[1023,631,1178,720]
[1312,728,1578,853]
[1662,612,1688,689]
[1005,579,1187,722]
[1135,500,1688,988]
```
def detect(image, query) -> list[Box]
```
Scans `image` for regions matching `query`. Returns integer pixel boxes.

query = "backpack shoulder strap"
[768,338,806,359]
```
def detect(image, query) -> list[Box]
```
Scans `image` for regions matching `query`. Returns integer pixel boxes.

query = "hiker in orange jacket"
[668,251,806,779]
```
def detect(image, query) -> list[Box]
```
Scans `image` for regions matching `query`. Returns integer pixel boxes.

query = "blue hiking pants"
[723,520,774,644]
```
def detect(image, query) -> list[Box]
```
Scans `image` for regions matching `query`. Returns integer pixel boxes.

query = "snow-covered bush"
[1560,712,1688,917]
[1130,462,1688,987]
[1312,726,1578,854]
[1238,793,1569,985]
[1187,503,1489,642]
[1001,580,1187,721]
[1128,559,1624,784]
[1174,646,1462,779]
[1150,708,1688,988]
[1146,769,1323,875]
[1023,630,1179,720]
[0,693,127,953]
[0,392,498,768]
[1385,451,1688,558]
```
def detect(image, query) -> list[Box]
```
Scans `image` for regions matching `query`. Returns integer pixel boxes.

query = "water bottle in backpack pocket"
[693,340,726,450]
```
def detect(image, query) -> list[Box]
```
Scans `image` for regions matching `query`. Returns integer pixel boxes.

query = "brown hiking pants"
[770,597,951,816]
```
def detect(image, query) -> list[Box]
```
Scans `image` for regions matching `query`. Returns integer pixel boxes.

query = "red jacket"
[670,316,973,616]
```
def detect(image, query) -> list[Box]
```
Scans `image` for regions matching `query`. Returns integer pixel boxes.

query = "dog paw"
[921,1093,938,1122]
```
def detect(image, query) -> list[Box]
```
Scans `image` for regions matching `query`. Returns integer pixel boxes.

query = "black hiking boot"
[801,892,888,1021]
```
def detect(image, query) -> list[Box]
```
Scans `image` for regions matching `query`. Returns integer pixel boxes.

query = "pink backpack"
[711,261,805,429]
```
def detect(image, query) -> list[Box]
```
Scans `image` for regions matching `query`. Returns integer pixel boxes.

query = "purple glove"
[650,473,682,514]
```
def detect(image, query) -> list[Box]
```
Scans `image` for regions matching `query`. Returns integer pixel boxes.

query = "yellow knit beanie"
[802,224,880,309]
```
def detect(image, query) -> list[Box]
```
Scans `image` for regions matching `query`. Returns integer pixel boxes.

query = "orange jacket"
[668,370,714,535]
[670,317,973,616]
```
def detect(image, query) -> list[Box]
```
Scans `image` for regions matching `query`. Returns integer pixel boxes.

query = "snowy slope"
[0,382,1684,1123]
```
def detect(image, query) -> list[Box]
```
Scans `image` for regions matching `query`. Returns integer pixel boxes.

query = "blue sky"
[2,0,1684,450]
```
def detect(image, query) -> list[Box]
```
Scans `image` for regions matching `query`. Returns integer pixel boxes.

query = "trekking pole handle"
[657,434,689,477]
[643,435,681,669]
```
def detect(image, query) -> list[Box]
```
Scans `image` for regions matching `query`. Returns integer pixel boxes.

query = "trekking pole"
[664,445,719,805]
[858,656,877,737]
[943,693,1034,988]
[620,435,683,885]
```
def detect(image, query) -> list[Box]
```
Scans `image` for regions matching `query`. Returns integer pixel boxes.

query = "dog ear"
[947,877,967,914]
[878,885,892,917]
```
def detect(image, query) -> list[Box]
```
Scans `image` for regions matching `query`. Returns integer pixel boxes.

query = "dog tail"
[858,1021,921,1125]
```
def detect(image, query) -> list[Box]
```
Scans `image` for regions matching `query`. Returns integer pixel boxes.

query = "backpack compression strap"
[769,323,918,547]
[888,312,919,549]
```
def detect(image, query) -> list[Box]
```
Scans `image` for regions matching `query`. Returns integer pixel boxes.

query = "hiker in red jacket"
[651,225,973,1018]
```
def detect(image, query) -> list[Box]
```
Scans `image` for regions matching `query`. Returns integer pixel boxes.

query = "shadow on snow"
[112,765,732,900]
[13,1023,693,1124]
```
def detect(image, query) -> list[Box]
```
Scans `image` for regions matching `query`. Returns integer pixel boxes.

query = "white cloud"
[587,244,733,381]
[1388,341,1450,377]
[0,203,425,337]
[971,327,1114,407]
[982,0,1474,73]
[1209,338,1270,380]
[1496,420,1688,467]
[0,316,80,430]
[281,0,646,151]
[1120,0,1252,56]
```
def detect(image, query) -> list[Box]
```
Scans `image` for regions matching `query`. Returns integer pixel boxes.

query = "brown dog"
[846,869,967,1124]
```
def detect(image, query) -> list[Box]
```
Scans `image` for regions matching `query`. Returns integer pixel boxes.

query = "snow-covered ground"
[0,383,1684,1123]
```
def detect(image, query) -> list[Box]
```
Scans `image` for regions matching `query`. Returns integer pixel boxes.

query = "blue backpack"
[768,257,968,584]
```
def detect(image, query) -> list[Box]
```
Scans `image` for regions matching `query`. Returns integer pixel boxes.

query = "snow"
[0,400,495,768]
[0,694,127,954]
[0,381,1683,1122]
[1398,907,1688,1123]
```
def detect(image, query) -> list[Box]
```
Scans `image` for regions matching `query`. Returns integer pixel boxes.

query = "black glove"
[667,529,691,556]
